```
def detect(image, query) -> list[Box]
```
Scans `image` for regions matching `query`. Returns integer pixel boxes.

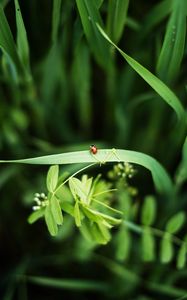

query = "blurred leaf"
[46,165,59,192]
[44,205,58,236]
[51,0,62,44]
[115,225,131,261]
[141,195,156,226]
[94,0,103,8]
[74,201,81,227]
[27,275,108,291]
[156,0,187,83]
[51,196,63,225]
[160,232,173,263]
[28,209,45,224]
[97,222,111,242]
[14,0,30,72]
[166,211,186,234]
[141,0,172,39]
[0,5,21,73]
[142,227,155,262]
[107,0,129,43]
[91,222,110,244]
[60,201,74,217]
[97,25,186,124]
[76,0,110,69]
[72,41,91,131]
[177,242,187,269]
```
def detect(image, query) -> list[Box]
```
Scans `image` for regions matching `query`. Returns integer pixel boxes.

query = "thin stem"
[52,163,96,197]
[124,220,185,247]
[91,198,123,215]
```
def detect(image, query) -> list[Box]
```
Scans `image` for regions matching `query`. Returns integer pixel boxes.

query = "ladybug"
[90,144,98,154]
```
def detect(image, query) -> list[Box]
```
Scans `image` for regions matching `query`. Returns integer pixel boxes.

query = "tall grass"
[0,0,187,299]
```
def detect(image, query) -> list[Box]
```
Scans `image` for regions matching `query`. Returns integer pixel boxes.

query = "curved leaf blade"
[97,24,186,124]
[0,149,173,196]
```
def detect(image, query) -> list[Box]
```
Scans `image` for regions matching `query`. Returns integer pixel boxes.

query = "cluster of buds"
[108,162,136,180]
[32,192,49,211]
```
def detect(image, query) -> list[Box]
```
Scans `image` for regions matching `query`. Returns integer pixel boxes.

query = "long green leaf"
[76,0,110,69]
[97,25,185,124]
[14,0,30,71]
[51,0,62,44]
[156,0,187,83]
[0,5,21,72]
[107,0,129,43]
[27,276,108,291]
[0,149,173,195]
[141,0,172,39]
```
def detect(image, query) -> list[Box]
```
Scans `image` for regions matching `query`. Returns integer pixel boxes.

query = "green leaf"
[156,0,187,83]
[44,205,58,236]
[166,211,186,234]
[141,195,156,226]
[51,196,63,225]
[97,25,185,124]
[0,149,173,196]
[91,222,110,244]
[141,0,172,39]
[97,222,111,243]
[60,201,74,217]
[14,0,30,71]
[0,5,22,73]
[76,0,110,69]
[69,177,88,203]
[115,225,131,261]
[28,209,45,224]
[160,232,173,263]
[177,242,187,269]
[74,202,81,227]
[46,165,59,192]
[107,0,129,43]
[142,227,155,262]
[51,0,62,44]
[28,275,107,291]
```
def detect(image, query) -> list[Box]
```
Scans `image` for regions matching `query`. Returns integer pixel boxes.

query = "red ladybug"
[90,144,98,154]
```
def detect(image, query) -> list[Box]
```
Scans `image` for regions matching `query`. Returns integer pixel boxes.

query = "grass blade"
[51,0,62,44]
[76,0,110,68]
[97,24,186,124]
[0,5,21,73]
[107,0,129,43]
[27,276,108,291]
[156,0,187,83]
[0,149,173,195]
[14,0,30,72]
[97,25,186,123]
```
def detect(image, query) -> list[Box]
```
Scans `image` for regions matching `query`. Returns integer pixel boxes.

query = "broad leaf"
[166,212,186,234]
[46,165,59,192]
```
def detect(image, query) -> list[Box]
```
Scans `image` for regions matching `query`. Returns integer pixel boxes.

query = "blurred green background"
[0,0,187,299]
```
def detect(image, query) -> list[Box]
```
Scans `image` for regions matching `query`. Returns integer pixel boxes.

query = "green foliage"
[1,0,187,299]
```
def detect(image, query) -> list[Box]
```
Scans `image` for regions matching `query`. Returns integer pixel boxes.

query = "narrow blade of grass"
[97,24,186,124]
[0,5,22,74]
[0,149,173,195]
[14,0,30,73]
[27,276,108,291]
[156,0,187,83]
[76,0,110,69]
[51,0,62,44]
[107,0,129,43]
